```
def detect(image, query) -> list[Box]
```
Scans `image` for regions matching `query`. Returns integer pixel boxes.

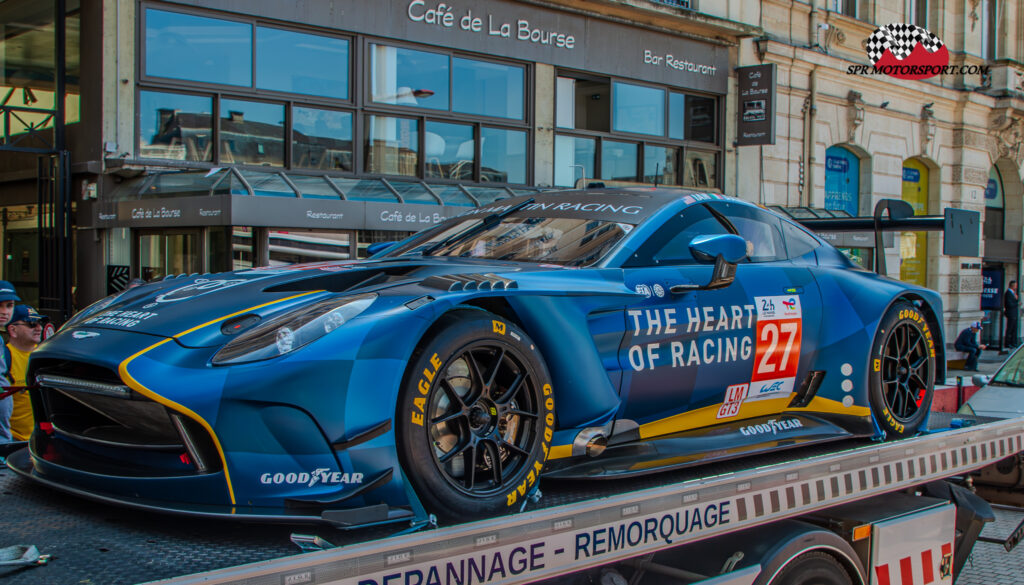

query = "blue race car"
[8,188,944,526]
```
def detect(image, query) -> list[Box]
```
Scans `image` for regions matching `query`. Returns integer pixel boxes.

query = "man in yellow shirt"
[6,305,46,441]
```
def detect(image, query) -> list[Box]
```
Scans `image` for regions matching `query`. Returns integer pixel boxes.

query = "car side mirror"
[972,374,990,388]
[670,234,747,293]
[366,241,397,256]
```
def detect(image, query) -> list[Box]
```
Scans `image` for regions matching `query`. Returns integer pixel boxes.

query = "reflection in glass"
[390,180,440,204]
[370,45,449,110]
[145,9,252,86]
[481,127,526,184]
[424,121,473,180]
[257,27,349,98]
[601,141,638,181]
[613,82,664,136]
[340,178,401,202]
[669,93,686,140]
[453,58,524,119]
[554,135,595,187]
[139,91,213,161]
[686,95,717,143]
[238,170,296,197]
[429,186,476,206]
[365,116,419,176]
[220,99,284,166]
[643,145,678,185]
[293,107,352,171]
[684,150,717,188]
[288,175,341,199]
[233,227,253,270]
[269,229,351,265]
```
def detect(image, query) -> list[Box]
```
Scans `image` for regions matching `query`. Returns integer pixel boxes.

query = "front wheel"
[868,301,936,438]
[397,311,555,522]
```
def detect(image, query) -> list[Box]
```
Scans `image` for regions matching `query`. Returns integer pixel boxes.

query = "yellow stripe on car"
[118,290,323,508]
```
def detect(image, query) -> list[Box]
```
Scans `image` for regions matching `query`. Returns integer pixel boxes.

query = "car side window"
[707,201,787,263]
[781,219,821,259]
[624,204,731,267]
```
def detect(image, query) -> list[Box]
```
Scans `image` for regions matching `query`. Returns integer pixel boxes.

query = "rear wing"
[794,199,980,276]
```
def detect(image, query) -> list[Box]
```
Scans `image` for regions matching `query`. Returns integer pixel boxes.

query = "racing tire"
[768,551,852,585]
[868,301,936,439]
[397,310,555,522]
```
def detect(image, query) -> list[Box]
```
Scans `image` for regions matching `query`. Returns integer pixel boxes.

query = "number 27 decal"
[753,318,802,381]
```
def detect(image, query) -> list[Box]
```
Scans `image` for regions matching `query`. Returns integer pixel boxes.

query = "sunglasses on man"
[11,321,42,329]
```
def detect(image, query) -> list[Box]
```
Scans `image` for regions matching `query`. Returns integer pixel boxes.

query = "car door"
[616,201,823,435]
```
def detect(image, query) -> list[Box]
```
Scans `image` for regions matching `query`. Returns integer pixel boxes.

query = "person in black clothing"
[1005,280,1019,350]
[954,321,986,371]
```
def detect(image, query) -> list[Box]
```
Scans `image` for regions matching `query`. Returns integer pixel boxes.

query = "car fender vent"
[421,273,518,292]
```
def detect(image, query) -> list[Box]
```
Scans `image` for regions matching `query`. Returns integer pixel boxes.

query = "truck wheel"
[769,551,852,585]
[397,311,554,522]
[868,301,935,438]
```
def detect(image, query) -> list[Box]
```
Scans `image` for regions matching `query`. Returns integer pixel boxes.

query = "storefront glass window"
[601,140,638,181]
[669,93,717,143]
[481,127,527,184]
[256,27,349,99]
[556,76,609,132]
[139,91,213,161]
[453,58,524,119]
[643,145,678,185]
[233,227,254,270]
[686,95,717,144]
[425,121,474,180]
[370,45,449,110]
[269,229,351,265]
[220,99,285,166]
[365,116,419,176]
[145,9,252,86]
[683,150,716,188]
[293,107,353,171]
[612,82,664,136]
[554,135,596,187]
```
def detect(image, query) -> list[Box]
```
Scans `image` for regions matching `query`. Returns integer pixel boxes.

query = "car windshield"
[389,216,633,267]
[991,347,1024,386]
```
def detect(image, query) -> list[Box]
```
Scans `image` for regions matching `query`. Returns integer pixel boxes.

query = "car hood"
[53,257,630,346]
[964,385,1024,418]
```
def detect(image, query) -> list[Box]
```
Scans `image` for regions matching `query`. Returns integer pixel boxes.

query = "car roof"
[459,188,741,225]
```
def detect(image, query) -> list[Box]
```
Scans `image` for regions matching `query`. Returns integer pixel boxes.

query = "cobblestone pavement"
[958,505,1024,585]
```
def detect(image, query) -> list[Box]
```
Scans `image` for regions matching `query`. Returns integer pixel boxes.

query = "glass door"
[136,229,200,281]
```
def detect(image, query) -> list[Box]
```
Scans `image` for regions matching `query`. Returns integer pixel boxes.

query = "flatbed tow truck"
[1,412,1022,585]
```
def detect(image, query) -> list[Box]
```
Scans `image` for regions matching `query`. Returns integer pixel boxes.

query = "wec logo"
[260,468,364,487]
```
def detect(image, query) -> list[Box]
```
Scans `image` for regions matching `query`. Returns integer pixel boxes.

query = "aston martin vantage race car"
[9,188,944,526]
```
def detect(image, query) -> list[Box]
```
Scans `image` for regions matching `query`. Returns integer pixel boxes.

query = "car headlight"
[212,294,376,365]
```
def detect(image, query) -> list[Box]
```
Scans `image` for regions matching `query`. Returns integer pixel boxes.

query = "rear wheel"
[397,311,554,522]
[769,551,852,585]
[868,301,936,438]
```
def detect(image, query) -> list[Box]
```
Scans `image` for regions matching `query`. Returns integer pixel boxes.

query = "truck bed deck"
[0,413,1003,585]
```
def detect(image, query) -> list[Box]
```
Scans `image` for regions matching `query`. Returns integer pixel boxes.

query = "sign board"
[982,268,1003,311]
[736,64,776,146]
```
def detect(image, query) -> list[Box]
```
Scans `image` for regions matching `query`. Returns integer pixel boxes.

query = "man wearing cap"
[0,280,19,442]
[6,304,46,441]
[954,321,987,372]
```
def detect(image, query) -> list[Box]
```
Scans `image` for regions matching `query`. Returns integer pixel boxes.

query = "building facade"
[0,0,1021,347]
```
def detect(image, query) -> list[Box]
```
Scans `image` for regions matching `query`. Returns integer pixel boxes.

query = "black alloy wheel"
[868,301,935,438]
[879,318,933,421]
[428,342,540,496]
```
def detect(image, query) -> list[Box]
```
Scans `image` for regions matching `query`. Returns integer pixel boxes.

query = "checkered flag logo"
[866,23,944,65]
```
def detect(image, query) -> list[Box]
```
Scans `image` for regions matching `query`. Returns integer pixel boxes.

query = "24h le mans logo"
[861,23,950,80]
